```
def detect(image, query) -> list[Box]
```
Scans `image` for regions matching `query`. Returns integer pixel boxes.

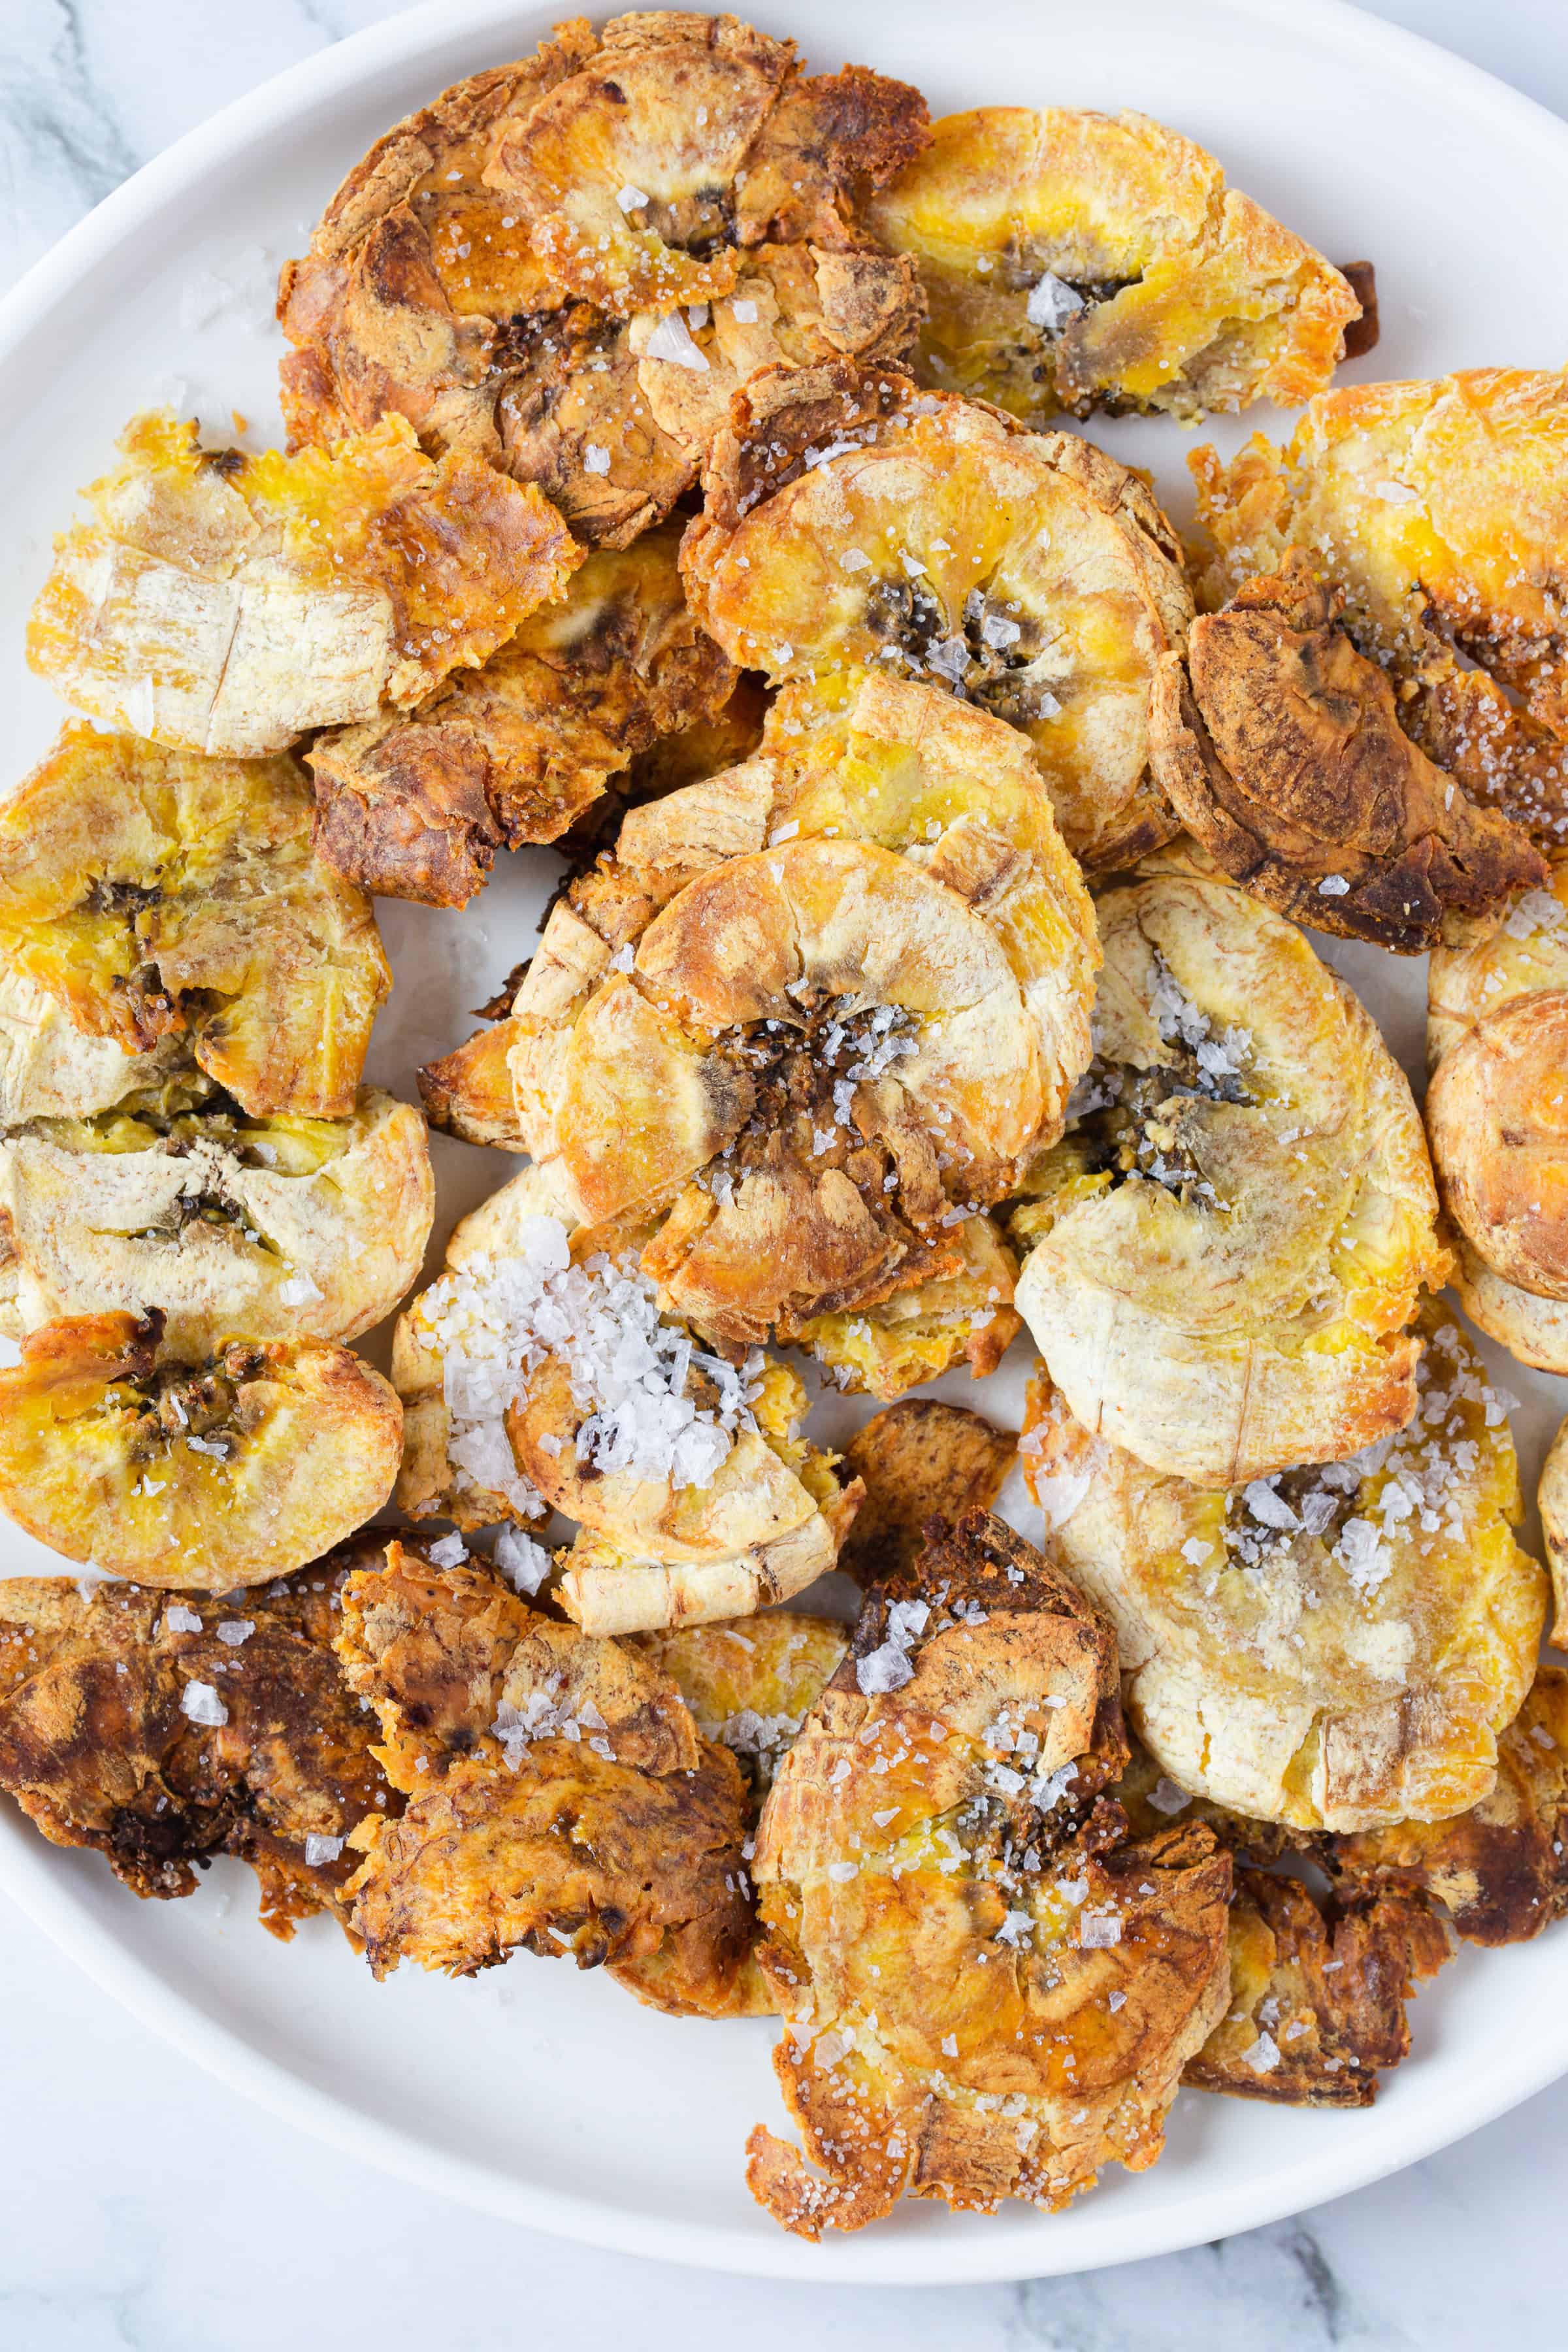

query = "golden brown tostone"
[0,1541,401,1938]
[745,1511,1232,2236]
[335,1545,760,2014]
[1157,558,1545,954]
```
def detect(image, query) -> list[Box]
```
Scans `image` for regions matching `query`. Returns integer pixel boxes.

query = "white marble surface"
[2,0,1568,2341]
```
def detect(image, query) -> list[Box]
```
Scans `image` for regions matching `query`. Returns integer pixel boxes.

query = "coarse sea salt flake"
[1503,888,1567,939]
[1318,874,1350,896]
[1032,1467,1092,1530]
[181,1680,228,1727]
[857,1642,915,1695]
[496,1524,553,1595]
[583,444,612,474]
[304,1833,344,1867]
[216,1619,255,1647]
[644,310,710,370]
[1026,272,1085,333]
[163,1603,203,1634]
[1244,1479,1301,1532]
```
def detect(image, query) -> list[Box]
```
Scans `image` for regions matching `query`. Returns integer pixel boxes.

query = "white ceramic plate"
[3,0,1567,2286]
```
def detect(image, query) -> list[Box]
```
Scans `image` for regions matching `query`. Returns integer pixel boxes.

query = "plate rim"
[3,0,1568,2285]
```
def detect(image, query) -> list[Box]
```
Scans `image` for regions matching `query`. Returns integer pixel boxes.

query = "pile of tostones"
[5,7,1568,2243]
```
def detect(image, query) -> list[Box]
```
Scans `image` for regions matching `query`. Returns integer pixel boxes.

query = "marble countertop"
[3,0,1567,2342]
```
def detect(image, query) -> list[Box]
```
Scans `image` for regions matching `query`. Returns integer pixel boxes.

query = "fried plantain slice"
[1021,1303,1548,1832]
[744,1509,1232,2238]
[1011,862,1449,1484]
[681,363,1194,870]
[0,1313,402,1590]
[1156,557,1544,953]
[1184,1867,1447,2108]
[618,672,770,808]
[0,1544,399,1936]
[796,1212,1021,1400]
[1426,860,1568,1369]
[1320,1665,1568,1948]
[587,843,1061,1337]
[335,1544,757,2012]
[864,106,1361,425]
[276,33,595,461]
[839,1399,1017,1586]
[619,1609,851,2015]
[307,524,736,906]
[0,726,389,1119]
[1190,370,1568,849]
[423,678,1097,1352]
[1115,1772,1445,2120]
[0,1081,433,1350]
[27,410,581,757]
[629,238,921,435]
[634,1610,849,1804]
[391,1167,860,1633]
[483,13,927,318]
[0,965,185,1128]
[424,665,1097,1142]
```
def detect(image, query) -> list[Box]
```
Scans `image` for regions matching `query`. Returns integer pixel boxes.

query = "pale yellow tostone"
[1011,862,1450,1486]
[391,1166,859,1637]
[865,105,1360,423]
[0,725,389,1121]
[1426,851,1568,1371]
[0,966,182,1127]
[1022,1308,1547,1833]
[0,1085,433,1351]
[680,372,1194,871]
[0,1313,402,1590]
[26,410,581,757]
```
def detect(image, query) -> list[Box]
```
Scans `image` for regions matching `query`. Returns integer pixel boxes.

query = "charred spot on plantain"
[86,877,161,917]
[858,567,1062,721]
